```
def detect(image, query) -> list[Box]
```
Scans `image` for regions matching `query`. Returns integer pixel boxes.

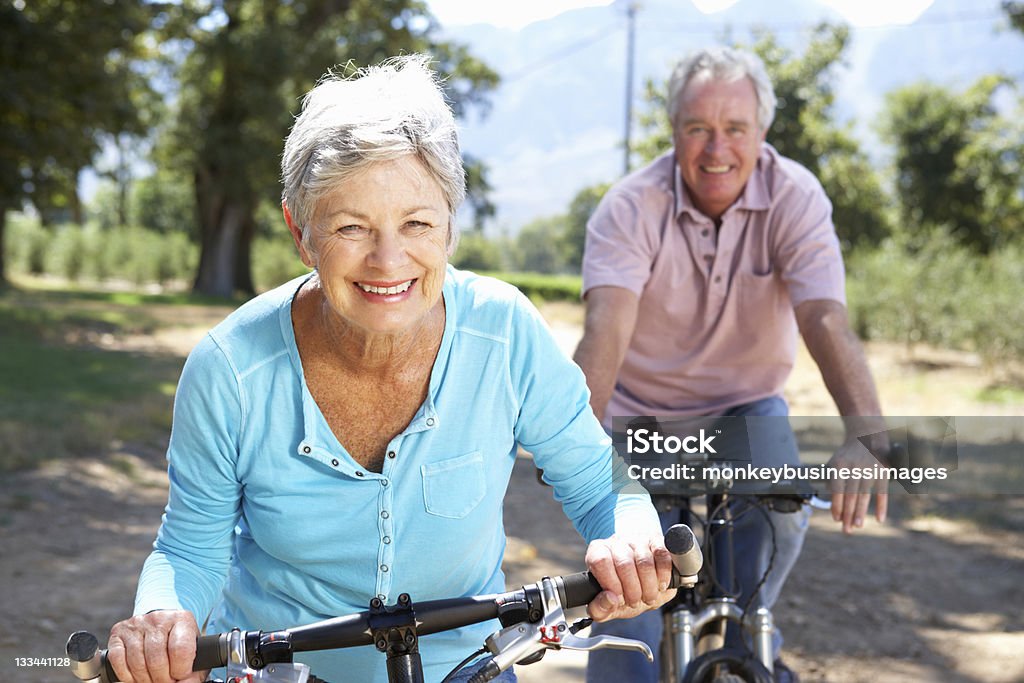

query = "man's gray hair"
[281,54,465,251]
[667,47,777,131]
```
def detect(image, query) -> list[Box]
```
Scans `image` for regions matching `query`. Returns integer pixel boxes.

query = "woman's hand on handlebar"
[107,610,207,683]
[584,532,676,622]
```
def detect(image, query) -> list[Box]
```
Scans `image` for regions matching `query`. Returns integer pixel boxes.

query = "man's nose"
[704,131,726,154]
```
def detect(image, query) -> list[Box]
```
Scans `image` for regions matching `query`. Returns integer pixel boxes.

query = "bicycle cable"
[439,646,488,683]
[734,498,779,660]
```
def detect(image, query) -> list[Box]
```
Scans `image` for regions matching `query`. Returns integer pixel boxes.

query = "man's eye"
[405,221,432,231]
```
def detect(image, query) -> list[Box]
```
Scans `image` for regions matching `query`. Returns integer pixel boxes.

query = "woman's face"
[296,155,451,337]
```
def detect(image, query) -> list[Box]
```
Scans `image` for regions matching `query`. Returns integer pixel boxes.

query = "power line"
[641,10,1004,34]
[495,9,1011,87]
[499,23,620,84]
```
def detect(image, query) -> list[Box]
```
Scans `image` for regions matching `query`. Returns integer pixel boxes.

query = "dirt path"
[1,300,1022,682]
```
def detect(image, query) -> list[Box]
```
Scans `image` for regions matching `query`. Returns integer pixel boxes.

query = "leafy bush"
[252,232,310,291]
[847,231,1024,365]
[480,271,581,303]
[5,216,197,287]
[451,231,507,272]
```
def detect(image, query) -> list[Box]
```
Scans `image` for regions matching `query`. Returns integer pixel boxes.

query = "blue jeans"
[586,396,810,683]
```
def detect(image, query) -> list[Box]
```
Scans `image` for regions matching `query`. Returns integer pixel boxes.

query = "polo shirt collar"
[672,146,771,222]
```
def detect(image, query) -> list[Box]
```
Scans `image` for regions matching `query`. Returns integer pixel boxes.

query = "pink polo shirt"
[582,144,846,422]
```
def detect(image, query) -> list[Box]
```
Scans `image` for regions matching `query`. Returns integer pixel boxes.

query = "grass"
[975,383,1024,405]
[0,284,208,471]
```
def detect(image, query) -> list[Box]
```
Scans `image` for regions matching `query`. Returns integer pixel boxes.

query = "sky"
[426,0,936,29]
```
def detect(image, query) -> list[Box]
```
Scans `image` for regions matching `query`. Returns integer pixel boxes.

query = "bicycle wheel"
[681,647,773,683]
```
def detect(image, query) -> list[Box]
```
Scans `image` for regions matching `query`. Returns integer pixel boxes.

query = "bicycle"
[653,484,830,683]
[65,524,703,683]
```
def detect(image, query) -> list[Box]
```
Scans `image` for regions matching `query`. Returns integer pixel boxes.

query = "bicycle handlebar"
[68,525,700,683]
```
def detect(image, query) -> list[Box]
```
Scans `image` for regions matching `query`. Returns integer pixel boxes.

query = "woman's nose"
[367,229,408,270]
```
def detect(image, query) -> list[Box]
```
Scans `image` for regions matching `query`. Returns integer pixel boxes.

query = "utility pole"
[623,1,639,176]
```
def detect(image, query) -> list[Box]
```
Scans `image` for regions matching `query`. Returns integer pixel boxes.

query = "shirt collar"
[672,144,771,222]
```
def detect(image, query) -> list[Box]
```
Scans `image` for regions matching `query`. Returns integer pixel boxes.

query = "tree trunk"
[0,208,7,287]
[192,165,256,298]
[71,177,84,226]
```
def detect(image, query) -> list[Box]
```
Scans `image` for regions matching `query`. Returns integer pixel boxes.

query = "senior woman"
[107,55,673,683]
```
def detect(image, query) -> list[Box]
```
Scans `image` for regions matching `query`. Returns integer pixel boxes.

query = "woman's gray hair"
[281,54,465,252]
[667,47,777,131]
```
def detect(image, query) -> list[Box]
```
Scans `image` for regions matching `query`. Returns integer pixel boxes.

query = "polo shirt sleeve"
[506,293,660,543]
[581,188,660,298]
[773,175,847,307]
[134,334,243,620]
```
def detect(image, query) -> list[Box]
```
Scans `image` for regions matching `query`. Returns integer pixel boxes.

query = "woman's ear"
[283,202,315,268]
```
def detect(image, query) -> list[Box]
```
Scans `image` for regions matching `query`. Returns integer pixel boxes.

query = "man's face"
[673,75,766,221]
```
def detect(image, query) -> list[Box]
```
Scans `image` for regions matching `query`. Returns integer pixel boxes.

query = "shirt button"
[381,479,388,487]
[380,564,389,572]
[377,594,386,601]
[714,275,722,283]
[704,255,713,262]
[702,229,710,237]
[426,417,436,427]
[388,451,397,459]
[355,471,364,477]
[331,458,339,466]
[381,511,390,519]
[383,536,392,544]
[302,445,311,454]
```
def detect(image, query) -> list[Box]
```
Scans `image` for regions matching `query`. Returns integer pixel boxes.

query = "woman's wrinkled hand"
[584,533,676,622]
[107,610,206,683]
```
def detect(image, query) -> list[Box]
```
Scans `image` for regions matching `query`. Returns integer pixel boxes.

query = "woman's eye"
[338,225,367,237]
[405,221,431,232]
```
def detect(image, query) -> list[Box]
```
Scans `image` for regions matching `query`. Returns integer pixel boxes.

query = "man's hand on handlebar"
[827,438,889,535]
[584,533,676,622]
[107,610,207,683]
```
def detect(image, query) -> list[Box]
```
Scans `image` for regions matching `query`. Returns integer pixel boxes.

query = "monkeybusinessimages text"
[623,428,950,485]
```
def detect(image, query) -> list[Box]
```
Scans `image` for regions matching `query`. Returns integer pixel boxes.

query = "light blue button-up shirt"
[135,266,657,682]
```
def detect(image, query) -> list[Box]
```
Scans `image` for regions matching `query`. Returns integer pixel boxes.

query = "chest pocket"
[421,451,487,518]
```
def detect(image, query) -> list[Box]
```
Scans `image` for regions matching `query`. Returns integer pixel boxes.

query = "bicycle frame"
[661,492,777,683]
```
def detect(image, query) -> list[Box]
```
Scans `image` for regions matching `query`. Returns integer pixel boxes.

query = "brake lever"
[481,577,654,679]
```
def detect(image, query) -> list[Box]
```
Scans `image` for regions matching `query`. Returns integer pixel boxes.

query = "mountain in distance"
[439,0,1024,233]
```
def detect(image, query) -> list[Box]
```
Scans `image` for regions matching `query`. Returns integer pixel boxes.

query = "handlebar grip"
[559,571,603,609]
[194,633,227,671]
[665,523,702,577]
[67,632,225,683]
[103,652,119,683]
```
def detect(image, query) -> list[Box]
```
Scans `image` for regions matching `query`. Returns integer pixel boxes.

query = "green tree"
[878,76,1022,252]
[450,231,505,272]
[561,182,610,273]
[132,168,197,235]
[514,216,568,274]
[156,0,498,297]
[0,0,157,284]
[633,24,892,252]
[463,155,496,232]
[1005,1,1024,32]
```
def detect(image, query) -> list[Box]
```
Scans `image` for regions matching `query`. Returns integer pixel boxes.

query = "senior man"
[575,47,888,683]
